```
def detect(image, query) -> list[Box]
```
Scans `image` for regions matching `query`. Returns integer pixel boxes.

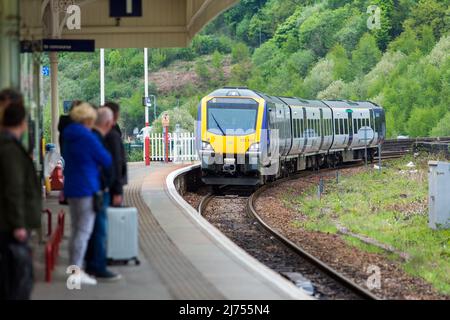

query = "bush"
[231,43,250,63]
[430,113,450,137]
[287,50,316,78]
[351,33,382,77]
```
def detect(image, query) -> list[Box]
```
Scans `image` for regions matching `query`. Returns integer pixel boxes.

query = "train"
[197,87,386,186]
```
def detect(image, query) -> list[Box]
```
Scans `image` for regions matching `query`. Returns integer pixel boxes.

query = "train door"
[290,106,302,155]
[347,111,353,148]
[373,108,386,144]
[274,102,290,156]
[332,110,347,149]
[304,107,314,153]
[321,108,333,151]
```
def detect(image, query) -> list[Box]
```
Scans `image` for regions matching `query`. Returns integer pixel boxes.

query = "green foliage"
[152,108,195,133]
[431,113,450,137]
[351,33,382,77]
[371,0,395,50]
[298,7,351,56]
[286,50,316,78]
[195,60,211,82]
[327,44,352,81]
[231,43,250,63]
[404,0,450,39]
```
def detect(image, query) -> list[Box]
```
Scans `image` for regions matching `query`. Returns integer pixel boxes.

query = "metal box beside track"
[428,161,450,229]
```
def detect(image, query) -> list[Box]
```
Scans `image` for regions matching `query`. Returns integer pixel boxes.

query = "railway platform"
[32,163,309,300]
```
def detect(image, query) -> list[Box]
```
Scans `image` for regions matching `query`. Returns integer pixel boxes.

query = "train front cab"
[198,89,268,185]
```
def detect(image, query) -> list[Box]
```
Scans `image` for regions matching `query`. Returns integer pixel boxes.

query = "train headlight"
[202,141,214,151]
[248,143,260,152]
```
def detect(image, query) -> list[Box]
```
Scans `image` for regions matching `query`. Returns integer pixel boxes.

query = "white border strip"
[166,165,313,300]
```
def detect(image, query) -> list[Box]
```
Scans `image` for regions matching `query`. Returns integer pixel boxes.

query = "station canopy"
[20,0,238,48]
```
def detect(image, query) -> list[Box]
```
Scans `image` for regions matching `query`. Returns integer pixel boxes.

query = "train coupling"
[223,158,236,174]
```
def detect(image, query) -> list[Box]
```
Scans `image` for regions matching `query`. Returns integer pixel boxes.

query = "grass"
[287,154,450,295]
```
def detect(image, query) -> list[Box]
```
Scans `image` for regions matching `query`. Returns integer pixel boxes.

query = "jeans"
[0,232,33,300]
[68,197,96,268]
[85,192,110,274]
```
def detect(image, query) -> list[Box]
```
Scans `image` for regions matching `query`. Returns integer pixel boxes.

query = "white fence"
[147,132,199,162]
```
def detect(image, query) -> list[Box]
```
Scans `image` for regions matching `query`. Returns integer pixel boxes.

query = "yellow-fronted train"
[197,87,386,186]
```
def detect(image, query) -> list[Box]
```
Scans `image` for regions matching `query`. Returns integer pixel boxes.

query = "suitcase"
[107,207,140,265]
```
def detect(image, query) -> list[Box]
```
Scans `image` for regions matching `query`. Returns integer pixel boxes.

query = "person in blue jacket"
[63,103,112,286]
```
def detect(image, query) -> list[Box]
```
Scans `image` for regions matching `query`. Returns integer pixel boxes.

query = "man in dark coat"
[104,102,128,206]
[85,107,121,281]
[0,102,42,300]
[58,100,82,154]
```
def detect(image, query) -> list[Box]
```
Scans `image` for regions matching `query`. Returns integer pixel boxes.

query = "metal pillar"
[100,48,105,105]
[50,52,59,145]
[0,0,21,89]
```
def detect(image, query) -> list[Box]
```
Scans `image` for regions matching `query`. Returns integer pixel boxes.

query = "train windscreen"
[207,98,258,136]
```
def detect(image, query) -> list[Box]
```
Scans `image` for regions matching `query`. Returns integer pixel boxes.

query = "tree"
[431,113,450,137]
[298,7,350,57]
[231,42,250,63]
[286,50,316,78]
[351,33,382,77]
[327,44,352,81]
[302,58,335,99]
[404,0,450,39]
[371,0,395,50]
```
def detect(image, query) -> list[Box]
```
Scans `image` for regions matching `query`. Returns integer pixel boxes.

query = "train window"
[344,119,348,134]
[353,119,357,134]
[315,119,318,137]
[339,119,344,135]
[358,118,361,130]
[298,119,303,138]
[297,119,301,138]
[293,119,297,138]
[334,119,338,135]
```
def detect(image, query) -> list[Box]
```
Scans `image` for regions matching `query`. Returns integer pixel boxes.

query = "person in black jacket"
[104,102,128,207]
[0,101,42,300]
[0,89,24,130]
[85,107,121,281]
[58,100,82,154]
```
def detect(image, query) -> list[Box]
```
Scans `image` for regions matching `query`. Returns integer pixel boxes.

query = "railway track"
[198,166,379,300]
[186,138,450,300]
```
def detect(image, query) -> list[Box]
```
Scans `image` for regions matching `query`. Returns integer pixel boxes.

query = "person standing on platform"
[104,102,128,207]
[85,107,121,281]
[0,89,24,130]
[63,103,112,286]
[58,100,82,156]
[0,102,42,300]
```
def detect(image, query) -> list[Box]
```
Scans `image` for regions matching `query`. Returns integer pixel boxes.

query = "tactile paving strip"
[124,177,224,300]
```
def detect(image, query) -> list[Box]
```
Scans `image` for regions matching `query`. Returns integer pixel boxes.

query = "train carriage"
[198,87,386,186]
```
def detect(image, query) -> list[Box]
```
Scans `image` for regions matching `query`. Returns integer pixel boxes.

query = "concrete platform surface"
[31,162,309,300]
